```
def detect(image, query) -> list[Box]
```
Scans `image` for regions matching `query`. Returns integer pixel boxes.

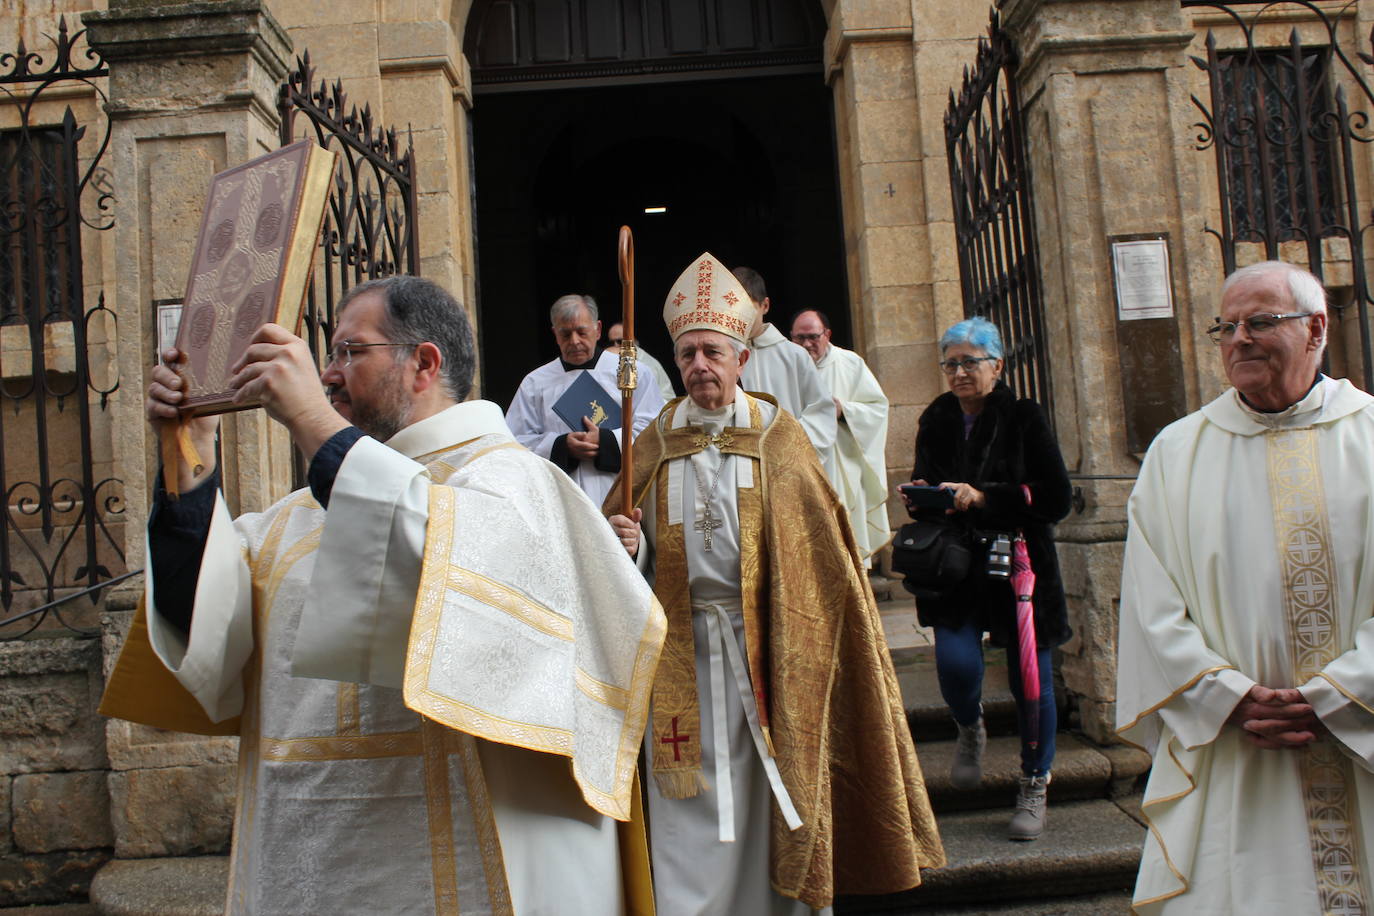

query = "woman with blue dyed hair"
[900,316,1072,841]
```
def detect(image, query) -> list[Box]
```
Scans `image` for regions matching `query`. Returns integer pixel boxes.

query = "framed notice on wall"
[1111,234,1174,321]
[1108,232,1185,455]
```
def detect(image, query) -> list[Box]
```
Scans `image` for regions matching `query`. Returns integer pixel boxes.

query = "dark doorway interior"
[470,74,850,407]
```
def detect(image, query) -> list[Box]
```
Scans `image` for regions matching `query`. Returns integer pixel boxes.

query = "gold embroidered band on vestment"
[233,494,317,911]
[649,398,775,796]
[421,719,462,914]
[1267,428,1370,915]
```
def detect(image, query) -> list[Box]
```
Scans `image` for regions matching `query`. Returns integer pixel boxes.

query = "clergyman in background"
[790,308,891,567]
[506,293,664,505]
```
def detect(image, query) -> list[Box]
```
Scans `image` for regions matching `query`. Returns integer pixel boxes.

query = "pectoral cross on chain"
[694,503,723,551]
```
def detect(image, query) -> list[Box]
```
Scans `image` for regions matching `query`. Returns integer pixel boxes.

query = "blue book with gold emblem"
[552,371,622,431]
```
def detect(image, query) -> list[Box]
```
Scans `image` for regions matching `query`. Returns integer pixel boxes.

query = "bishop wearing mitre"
[607,253,944,915]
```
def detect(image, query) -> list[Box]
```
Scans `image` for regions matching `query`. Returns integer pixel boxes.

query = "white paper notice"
[1112,238,1174,321]
[157,303,183,354]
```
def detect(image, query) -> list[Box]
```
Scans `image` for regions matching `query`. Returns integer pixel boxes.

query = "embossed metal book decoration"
[173,138,338,415]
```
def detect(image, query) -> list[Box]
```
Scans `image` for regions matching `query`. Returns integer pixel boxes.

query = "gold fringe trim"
[654,767,706,799]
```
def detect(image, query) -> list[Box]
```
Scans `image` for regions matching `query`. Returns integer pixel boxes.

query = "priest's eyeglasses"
[326,340,421,368]
[792,333,824,342]
[1206,312,1314,344]
[939,356,998,374]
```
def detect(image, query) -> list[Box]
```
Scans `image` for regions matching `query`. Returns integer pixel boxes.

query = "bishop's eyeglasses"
[1206,312,1314,344]
[326,340,421,368]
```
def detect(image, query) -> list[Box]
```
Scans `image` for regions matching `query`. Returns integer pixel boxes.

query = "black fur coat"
[908,382,1073,648]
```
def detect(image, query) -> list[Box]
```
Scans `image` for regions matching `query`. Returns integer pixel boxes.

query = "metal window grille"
[0,19,122,639]
[1188,1,1374,390]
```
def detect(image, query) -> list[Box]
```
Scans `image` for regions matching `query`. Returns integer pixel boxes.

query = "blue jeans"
[933,620,1055,776]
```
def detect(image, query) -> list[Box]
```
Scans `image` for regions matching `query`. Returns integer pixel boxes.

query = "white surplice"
[633,389,828,916]
[506,350,665,506]
[1118,377,1374,915]
[144,400,663,916]
[815,344,890,566]
[635,344,678,403]
[742,324,838,484]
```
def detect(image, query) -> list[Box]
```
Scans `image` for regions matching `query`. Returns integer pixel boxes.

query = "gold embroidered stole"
[648,398,770,798]
[1267,428,1370,915]
[610,395,944,904]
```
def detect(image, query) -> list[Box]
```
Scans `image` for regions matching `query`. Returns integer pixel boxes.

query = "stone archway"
[459,0,849,406]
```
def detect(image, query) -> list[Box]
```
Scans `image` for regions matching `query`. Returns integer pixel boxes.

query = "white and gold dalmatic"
[1118,377,1374,915]
[102,401,664,916]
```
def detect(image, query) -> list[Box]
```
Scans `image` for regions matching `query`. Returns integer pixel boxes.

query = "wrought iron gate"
[1186,0,1374,390]
[944,11,1052,414]
[278,51,421,369]
[0,19,122,638]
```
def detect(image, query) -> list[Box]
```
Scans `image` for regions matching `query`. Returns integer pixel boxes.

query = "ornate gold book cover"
[174,138,338,416]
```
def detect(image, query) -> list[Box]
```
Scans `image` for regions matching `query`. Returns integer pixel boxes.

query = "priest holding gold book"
[108,276,664,915]
[606,254,944,915]
[507,293,665,505]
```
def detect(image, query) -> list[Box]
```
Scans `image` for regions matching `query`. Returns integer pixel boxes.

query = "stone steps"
[88,857,225,916]
[918,733,1146,812]
[836,798,1144,913]
[884,638,1148,914]
[891,645,1039,743]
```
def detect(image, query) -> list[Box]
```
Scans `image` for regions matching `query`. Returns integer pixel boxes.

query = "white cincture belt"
[697,601,803,843]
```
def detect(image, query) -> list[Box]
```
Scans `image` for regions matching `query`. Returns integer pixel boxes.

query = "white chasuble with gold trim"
[1118,377,1374,915]
[143,401,664,916]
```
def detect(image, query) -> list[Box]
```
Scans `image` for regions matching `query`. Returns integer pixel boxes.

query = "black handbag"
[892,519,974,597]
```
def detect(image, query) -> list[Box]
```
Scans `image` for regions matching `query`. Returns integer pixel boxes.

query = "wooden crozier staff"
[617,225,637,516]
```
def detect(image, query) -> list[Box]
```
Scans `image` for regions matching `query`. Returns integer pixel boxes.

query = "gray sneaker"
[1008,772,1051,841]
[950,717,986,790]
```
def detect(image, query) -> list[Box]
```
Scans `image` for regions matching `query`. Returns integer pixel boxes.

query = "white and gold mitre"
[663,252,754,343]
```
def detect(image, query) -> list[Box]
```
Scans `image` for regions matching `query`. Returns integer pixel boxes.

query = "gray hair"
[550,294,598,324]
[337,275,475,402]
[1223,261,1328,316]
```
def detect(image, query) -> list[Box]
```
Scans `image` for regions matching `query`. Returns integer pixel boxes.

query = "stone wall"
[825,0,991,534]
[0,637,112,905]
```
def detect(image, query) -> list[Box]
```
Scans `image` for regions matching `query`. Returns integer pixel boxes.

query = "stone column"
[998,0,1212,742]
[83,0,292,858]
[86,0,297,541]
[824,1,995,542]
[825,1,930,533]
[376,16,481,375]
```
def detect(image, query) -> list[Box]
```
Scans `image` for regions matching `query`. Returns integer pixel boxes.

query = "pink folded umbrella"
[1010,533,1039,750]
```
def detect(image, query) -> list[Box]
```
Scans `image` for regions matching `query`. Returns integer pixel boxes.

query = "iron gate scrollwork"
[278,51,421,372]
[0,18,123,638]
[1186,0,1374,390]
[944,11,1052,416]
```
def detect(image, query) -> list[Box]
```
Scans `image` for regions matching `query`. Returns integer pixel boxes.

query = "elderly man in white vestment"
[729,267,838,484]
[789,309,891,567]
[507,294,664,505]
[104,276,664,915]
[1117,260,1374,915]
[608,253,943,915]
